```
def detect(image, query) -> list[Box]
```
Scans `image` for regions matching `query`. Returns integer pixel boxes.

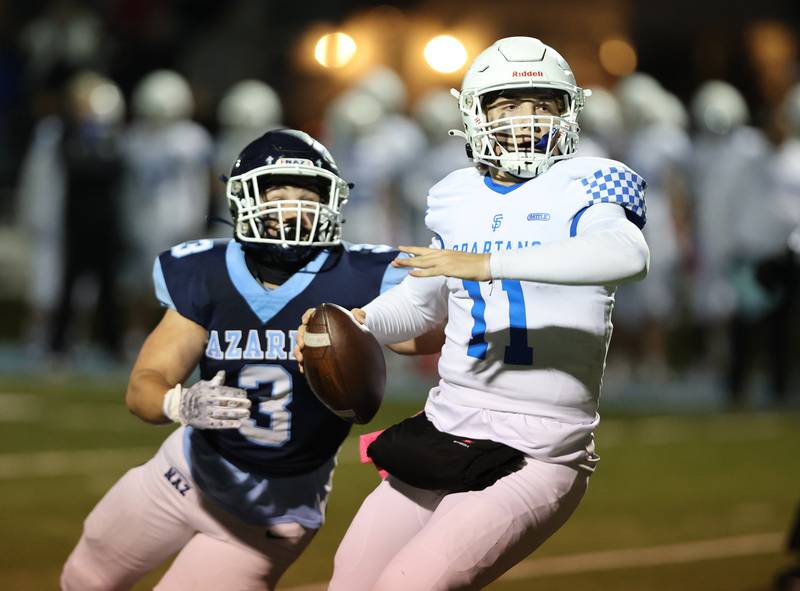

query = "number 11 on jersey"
[464,280,533,365]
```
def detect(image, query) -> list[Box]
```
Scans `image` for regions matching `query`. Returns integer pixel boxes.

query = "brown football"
[302,303,386,424]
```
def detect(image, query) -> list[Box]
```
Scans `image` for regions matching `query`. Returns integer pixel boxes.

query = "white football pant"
[329,457,589,590]
[61,427,315,591]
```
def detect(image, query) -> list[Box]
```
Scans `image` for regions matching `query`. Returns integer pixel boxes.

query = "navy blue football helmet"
[227,129,349,264]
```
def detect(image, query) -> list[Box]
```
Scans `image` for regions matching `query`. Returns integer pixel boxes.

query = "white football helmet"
[660,91,689,130]
[355,67,408,114]
[615,72,665,130]
[691,80,748,135]
[413,88,463,141]
[452,37,587,178]
[323,88,385,155]
[67,70,125,126]
[132,69,194,123]
[579,87,623,142]
[218,79,282,130]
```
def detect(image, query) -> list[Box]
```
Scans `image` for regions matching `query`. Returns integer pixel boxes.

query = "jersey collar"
[483,174,528,194]
[226,241,330,324]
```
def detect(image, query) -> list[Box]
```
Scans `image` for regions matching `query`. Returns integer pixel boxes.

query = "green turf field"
[1,376,797,590]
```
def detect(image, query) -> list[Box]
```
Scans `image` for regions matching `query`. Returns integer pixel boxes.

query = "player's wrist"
[489,252,504,280]
[162,384,183,423]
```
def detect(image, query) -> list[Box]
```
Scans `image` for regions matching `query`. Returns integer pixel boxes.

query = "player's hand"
[392,246,491,281]
[351,308,366,325]
[163,370,251,429]
[294,308,367,373]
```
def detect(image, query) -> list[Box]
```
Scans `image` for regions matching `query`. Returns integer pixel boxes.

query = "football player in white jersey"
[120,70,215,301]
[614,76,689,380]
[296,36,650,590]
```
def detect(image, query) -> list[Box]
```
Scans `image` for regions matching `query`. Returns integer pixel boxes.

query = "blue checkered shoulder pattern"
[580,167,647,229]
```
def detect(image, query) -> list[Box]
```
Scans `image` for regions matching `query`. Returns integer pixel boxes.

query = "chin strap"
[242,245,322,286]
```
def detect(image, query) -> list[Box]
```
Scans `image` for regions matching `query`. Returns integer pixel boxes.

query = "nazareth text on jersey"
[154,239,404,477]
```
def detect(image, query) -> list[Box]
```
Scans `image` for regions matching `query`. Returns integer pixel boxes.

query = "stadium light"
[424,35,468,74]
[314,32,358,68]
[598,38,638,77]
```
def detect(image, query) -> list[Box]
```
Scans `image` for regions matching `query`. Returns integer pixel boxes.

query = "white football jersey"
[16,116,66,309]
[121,121,213,254]
[421,158,646,465]
[119,120,213,291]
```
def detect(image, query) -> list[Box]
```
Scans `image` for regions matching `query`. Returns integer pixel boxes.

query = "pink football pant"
[329,456,589,591]
[60,428,315,591]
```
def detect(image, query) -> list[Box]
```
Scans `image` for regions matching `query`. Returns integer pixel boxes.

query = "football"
[302,303,386,424]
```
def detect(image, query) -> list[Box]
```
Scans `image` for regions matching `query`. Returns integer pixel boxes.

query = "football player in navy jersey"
[61,129,439,591]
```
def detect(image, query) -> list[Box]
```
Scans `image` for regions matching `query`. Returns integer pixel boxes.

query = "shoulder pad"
[341,241,397,254]
[153,239,229,326]
[578,164,647,229]
[428,167,480,198]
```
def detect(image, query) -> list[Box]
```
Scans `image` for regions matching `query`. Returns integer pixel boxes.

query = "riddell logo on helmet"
[512,71,544,77]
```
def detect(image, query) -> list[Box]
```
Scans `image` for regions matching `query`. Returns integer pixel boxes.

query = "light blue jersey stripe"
[152,257,176,309]
[225,241,330,324]
[379,253,410,293]
[570,206,590,238]
[483,174,527,194]
[183,428,333,528]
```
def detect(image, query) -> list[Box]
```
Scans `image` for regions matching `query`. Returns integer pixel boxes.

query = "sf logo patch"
[491,213,503,232]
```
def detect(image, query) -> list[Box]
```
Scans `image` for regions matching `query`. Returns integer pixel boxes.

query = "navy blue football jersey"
[153,238,406,477]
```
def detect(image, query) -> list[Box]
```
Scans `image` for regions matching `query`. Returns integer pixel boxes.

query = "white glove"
[162,370,251,429]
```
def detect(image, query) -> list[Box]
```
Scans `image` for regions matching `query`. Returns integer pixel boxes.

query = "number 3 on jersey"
[237,365,292,447]
[171,239,214,258]
[464,279,533,365]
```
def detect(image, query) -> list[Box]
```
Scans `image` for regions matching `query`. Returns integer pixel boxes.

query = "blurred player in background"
[400,88,470,245]
[688,80,761,385]
[49,71,126,360]
[60,130,434,590]
[17,70,125,361]
[612,73,690,379]
[574,86,624,159]
[696,79,800,408]
[213,80,283,237]
[298,36,650,590]
[736,83,800,406]
[326,67,426,246]
[323,85,384,170]
[16,82,68,354]
[120,69,214,341]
